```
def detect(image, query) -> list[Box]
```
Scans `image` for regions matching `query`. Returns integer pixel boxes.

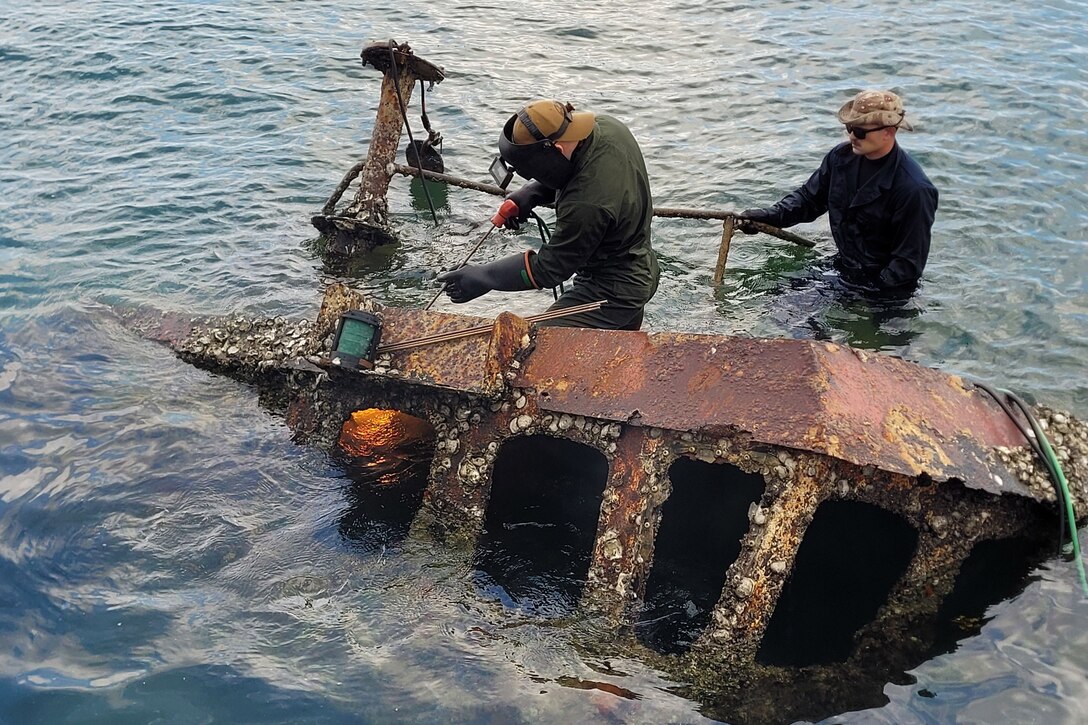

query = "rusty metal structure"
[127,39,1088,722]
[311,41,445,253]
[123,281,1088,721]
[311,40,813,272]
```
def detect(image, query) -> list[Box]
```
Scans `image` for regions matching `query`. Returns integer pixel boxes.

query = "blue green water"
[2,1,1086,722]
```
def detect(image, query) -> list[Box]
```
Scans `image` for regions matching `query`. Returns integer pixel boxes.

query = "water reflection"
[309,234,402,281]
[408,176,449,214]
[335,426,433,555]
[763,262,926,352]
[473,436,607,618]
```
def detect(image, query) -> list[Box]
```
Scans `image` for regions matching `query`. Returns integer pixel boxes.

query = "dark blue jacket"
[760,142,938,293]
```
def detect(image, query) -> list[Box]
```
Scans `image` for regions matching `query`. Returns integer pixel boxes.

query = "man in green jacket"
[437,99,660,330]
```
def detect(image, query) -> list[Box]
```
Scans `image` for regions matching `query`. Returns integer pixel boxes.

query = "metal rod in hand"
[388,165,816,248]
[377,300,607,354]
[652,207,815,247]
[423,222,500,310]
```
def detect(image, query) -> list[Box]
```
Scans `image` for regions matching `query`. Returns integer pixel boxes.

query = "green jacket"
[527,115,660,307]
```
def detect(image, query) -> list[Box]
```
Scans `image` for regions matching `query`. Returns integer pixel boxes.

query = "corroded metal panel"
[806,345,1021,489]
[516,327,1031,494]
[380,308,528,397]
[309,284,527,397]
[517,329,825,433]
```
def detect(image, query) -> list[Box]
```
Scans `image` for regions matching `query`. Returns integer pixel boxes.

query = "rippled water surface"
[2,1,1086,723]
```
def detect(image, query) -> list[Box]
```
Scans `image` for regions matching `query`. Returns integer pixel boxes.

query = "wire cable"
[975,378,1087,596]
[387,40,439,226]
[530,211,564,299]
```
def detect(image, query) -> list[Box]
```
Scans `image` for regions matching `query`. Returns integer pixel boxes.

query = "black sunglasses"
[845,125,892,139]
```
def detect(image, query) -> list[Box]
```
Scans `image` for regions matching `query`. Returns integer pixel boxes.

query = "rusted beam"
[582,428,675,619]
[713,216,734,285]
[385,163,814,251]
[413,401,506,543]
[696,454,827,660]
[389,163,506,196]
[653,207,816,248]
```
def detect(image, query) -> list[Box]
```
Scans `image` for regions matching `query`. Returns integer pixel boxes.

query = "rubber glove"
[436,252,534,303]
[504,181,555,231]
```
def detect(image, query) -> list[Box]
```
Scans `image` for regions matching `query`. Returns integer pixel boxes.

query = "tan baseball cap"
[511,99,596,145]
[837,90,914,131]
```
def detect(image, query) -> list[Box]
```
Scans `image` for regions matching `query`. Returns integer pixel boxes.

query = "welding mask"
[496,101,594,191]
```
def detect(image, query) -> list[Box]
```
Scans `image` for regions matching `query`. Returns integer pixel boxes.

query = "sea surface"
[2,1,1087,723]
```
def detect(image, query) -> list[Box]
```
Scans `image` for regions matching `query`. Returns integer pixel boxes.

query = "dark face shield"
[496,115,576,190]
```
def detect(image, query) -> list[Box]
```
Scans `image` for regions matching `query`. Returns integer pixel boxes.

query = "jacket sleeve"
[528,200,611,289]
[762,151,833,228]
[877,184,938,290]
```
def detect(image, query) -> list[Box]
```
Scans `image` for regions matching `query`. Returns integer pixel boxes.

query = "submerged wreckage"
[126,281,1088,720]
[128,41,1088,723]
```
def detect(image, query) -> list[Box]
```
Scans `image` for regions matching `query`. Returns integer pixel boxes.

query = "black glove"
[436,252,534,303]
[736,208,773,235]
[504,181,554,230]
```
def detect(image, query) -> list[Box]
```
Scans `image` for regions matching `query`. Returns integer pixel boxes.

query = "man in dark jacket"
[437,99,659,330]
[741,90,938,298]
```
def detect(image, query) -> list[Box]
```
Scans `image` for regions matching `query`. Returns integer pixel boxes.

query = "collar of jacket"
[568,127,597,176]
[831,141,904,209]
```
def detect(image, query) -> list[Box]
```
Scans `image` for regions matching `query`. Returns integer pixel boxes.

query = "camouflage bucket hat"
[836,90,914,131]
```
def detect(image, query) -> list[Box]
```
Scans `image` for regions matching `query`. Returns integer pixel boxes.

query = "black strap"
[387,40,439,226]
[419,80,442,150]
[516,105,570,142]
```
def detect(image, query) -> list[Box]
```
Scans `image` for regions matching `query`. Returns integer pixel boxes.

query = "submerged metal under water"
[2,1,1087,723]
[127,280,1083,724]
[335,431,1050,723]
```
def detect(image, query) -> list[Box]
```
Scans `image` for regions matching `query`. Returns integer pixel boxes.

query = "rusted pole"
[312,41,445,254]
[713,216,735,285]
[321,159,368,217]
[342,64,416,225]
[387,165,815,249]
[390,163,506,196]
[654,207,815,248]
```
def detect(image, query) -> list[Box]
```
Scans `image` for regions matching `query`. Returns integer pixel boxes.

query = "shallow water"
[2,1,1087,723]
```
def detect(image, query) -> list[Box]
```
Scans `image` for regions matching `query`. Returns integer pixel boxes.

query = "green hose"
[1035,422,1088,596]
[1000,388,1088,597]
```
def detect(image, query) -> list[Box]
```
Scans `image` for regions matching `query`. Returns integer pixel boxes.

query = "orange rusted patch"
[379,307,527,397]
